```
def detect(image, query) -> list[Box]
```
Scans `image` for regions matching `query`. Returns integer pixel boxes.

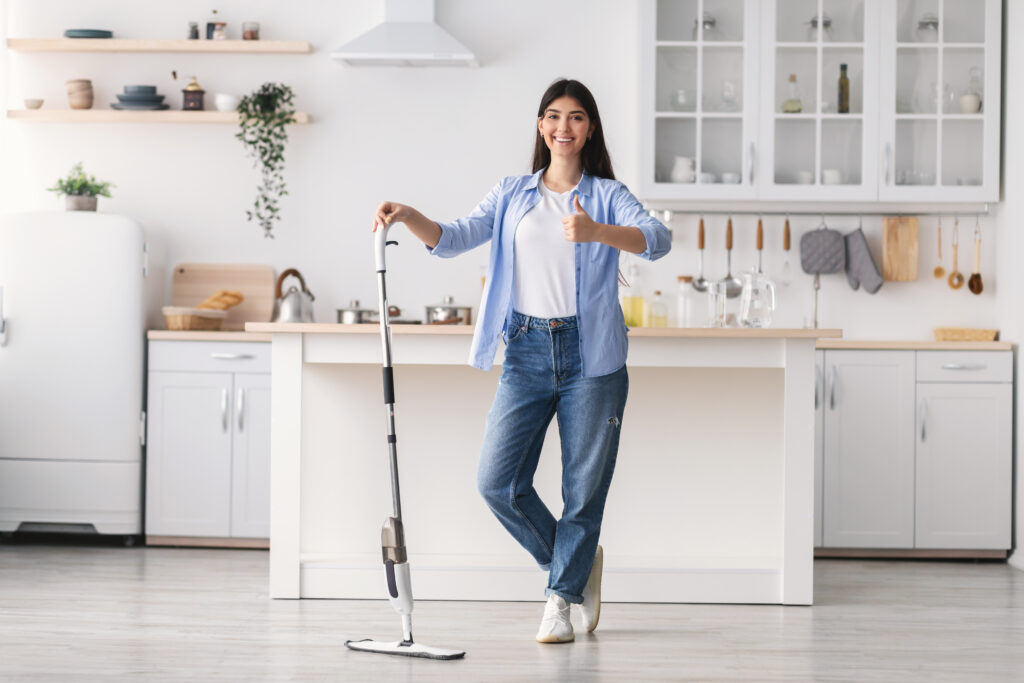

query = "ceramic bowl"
[124,85,157,94]
[721,172,741,184]
[214,93,240,112]
[24,98,43,109]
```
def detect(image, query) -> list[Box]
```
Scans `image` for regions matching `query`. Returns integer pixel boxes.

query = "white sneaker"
[535,595,574,643]
[580,544,603,633]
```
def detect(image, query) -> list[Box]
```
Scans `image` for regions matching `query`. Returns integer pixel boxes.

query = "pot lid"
[427,295,467,307]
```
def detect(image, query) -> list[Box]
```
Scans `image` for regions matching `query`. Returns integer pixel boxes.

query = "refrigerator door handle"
[0,285,7,347]
[221,389,229,433]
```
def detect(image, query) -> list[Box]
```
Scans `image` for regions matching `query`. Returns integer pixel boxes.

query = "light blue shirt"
[429,169,671,377]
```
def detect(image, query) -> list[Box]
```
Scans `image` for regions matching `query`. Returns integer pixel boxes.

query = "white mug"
[797,170,814,184]
[822,169,842,185]
[670,156,696,183]
[958,94,981,113]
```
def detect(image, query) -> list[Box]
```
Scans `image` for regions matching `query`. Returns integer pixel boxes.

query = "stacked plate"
[64,29,113,39]
[111,85,168,111]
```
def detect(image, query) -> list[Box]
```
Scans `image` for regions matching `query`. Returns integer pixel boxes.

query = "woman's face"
[538,95,594,163]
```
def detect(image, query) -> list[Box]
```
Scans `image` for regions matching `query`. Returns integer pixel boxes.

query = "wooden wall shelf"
[7,110,312,124]
[6,38,313,53]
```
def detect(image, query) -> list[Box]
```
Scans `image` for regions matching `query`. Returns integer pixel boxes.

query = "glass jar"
[647,291,668,327]
[916,14,939,43]
[676,276,695,327]
[806,14,832,42]
[243,22,260,40]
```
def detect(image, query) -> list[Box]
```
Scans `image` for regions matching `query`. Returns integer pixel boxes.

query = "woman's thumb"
[574,194,586,213]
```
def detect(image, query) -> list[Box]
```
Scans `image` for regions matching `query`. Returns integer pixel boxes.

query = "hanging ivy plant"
[236,82,296,238]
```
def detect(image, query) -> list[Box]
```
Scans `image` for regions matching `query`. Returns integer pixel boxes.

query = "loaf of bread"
[197,290,244,310]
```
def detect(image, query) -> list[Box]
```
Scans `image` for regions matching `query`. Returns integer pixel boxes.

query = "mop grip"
[382,367,395,404]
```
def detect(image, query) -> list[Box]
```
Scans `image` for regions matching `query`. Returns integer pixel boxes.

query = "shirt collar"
[526,168,594,196]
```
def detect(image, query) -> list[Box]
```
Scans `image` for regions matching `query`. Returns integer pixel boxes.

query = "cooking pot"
[425,296,472,325]
[272,268,315,323]
[337,299,400,324]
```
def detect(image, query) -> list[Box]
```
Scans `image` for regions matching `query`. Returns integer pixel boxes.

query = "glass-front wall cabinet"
[878,0,1000,201]
[641,0,760,200]
[638,0,1000,203]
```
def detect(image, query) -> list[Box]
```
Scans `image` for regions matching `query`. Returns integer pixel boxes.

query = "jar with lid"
[620,260,645,327]
[676,275,698,327]
[243,22,260,40]
[647,291,668,327]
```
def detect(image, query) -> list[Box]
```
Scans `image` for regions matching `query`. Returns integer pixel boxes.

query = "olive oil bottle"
[838,64,850,113]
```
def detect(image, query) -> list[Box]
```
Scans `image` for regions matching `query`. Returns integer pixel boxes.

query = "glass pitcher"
[739,269,776,328]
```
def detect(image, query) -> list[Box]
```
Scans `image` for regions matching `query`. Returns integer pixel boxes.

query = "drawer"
[916,351,1012,383]
[148,340,270,373]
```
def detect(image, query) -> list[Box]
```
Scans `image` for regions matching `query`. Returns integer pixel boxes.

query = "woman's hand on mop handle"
[372,201,442,249]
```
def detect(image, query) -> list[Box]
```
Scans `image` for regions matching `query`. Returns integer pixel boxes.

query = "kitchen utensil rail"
[643,205,990,219]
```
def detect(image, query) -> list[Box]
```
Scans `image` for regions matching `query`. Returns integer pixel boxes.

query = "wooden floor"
[1,538,1023,681]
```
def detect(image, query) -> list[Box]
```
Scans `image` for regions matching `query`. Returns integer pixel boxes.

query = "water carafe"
[738,269,776,328]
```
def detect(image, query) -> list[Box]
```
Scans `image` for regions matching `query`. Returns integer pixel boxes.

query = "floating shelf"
[6,38,312,53]
[7,109,312,124]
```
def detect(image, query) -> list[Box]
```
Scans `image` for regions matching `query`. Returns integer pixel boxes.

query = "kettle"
[273,268,315,323]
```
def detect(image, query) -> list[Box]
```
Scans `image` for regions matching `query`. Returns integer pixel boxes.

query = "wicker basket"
[933,327,999,342]
[162,306,228,331]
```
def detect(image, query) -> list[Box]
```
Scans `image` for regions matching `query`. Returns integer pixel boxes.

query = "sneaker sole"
[535,632,575,644]
[585,545,603,633]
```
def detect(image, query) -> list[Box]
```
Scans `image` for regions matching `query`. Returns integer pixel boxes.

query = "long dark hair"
[531,79,615,180]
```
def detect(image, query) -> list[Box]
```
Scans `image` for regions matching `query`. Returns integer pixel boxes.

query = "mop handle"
[375,220,402,520]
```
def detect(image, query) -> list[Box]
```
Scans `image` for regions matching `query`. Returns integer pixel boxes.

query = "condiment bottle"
[648,290,668,327]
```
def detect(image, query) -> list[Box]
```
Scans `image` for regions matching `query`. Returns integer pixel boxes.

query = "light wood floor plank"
[1,542,1022,681]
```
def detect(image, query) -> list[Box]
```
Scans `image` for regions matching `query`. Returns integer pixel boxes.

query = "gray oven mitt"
[800,227,846,274]
[844,228,883,293]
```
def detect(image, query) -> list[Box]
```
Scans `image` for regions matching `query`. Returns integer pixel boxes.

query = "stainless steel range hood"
[330,0,477,67]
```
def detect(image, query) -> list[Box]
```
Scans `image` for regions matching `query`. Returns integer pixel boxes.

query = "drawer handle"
[940,363,986,371]
[210,353,256,361]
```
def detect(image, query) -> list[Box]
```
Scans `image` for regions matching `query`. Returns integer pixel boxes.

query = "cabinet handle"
[814,364,821,410]
[748,143,755,185]
[829,365,837,410]
[237,388,245,432]
[211,353,255,361]
[920,399,927,442]
[221,388,229,433]
[940,363,986,371]
[884,143,892,185]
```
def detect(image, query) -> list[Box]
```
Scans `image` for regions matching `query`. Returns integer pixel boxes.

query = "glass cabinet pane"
[822,48,863,113]
[656,47,698,111]
[701,119,743,181]
[822,0,865,42]
[655,119,697,182]
[775,120,816,184]
[944,48,985,113]
[703,47,744,112]
[657,0,699,41]
[821,120,862,184]
[942,121,982,186]
[943,0,984,43]
[896,47,939,113]
[776,0,818,42]
[701,0,744,41]
[897,0,940,43]
[894,120,937,186]
[775,48,816,113]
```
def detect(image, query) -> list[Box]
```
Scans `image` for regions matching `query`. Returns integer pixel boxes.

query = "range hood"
[330,0,477,67]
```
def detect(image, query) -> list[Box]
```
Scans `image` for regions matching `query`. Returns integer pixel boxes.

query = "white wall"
[0,0,1007,338]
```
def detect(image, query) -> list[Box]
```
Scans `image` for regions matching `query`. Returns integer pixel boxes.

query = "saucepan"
[425,296,472,325]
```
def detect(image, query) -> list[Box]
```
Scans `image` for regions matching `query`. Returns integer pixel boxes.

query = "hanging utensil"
[947,218,964,290]
[968,216,983,295]
[933,216,945,279]
[693,216,709,292]
[781,215,792,287]
[721,216,743,298]
[756,216,764,274]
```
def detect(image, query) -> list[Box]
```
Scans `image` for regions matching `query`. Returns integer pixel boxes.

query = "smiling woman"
[372,77,671,644]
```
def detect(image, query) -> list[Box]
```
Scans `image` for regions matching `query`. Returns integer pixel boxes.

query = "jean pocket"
[504,323,525,344]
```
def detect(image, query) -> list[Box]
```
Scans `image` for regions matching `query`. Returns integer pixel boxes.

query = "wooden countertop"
[245,322,843,339]
[148,330,273,342]
[816,339,1012,351]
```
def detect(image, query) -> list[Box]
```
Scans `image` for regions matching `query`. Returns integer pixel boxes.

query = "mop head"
[345,639,465,660]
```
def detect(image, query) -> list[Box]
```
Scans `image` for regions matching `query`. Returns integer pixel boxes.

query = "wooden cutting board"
[171,263,276,330]
[882,217,919,281]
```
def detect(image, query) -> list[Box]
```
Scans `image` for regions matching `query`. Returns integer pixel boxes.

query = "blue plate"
[116,93,165,104]
[64,29,113,39]
[110,102,170,111]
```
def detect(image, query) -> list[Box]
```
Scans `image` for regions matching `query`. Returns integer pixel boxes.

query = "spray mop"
[344,219,466,661]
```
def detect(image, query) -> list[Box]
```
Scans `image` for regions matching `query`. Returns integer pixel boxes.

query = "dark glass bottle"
[838,64,850,114]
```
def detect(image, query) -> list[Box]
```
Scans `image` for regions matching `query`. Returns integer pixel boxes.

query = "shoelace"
[541,599,570,626]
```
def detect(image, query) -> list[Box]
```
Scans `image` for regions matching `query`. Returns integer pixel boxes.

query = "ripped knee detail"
[607,416,620,428]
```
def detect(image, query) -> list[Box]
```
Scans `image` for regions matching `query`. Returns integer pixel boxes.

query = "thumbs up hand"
[562,194,601,243]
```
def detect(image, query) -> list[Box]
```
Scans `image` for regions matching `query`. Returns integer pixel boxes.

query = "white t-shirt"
[512,179,577,318]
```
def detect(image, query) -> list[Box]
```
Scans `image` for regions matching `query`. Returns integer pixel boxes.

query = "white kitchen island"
[247,323,841,606]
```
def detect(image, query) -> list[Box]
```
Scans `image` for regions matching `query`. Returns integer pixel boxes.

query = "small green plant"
[236,82,296,238]
[47,162,114,198]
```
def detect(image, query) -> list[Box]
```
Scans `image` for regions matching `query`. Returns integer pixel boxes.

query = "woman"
[373,79,670,643]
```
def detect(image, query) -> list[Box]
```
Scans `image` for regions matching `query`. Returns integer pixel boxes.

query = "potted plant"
[236,82,296,238]
[47,162,114,211]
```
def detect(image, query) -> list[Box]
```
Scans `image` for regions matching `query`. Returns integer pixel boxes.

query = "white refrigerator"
[0,212,145,537]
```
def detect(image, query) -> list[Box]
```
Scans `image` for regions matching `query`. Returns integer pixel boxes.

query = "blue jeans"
[477,311,628,604]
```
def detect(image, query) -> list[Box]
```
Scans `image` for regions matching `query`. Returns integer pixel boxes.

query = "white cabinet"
[639,0,1001,202]
[815,348,1012,553]
[822,350,916,548]
[813,350,824,547]
[145,341,271,543]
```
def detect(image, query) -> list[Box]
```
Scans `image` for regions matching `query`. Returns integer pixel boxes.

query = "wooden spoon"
[756,217,764,273]
[933,219,945,279]
[968,221,983,295]
[947,219,964,290]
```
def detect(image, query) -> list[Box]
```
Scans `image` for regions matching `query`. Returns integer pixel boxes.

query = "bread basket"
[162,306,228,331]
[933,327,999,342]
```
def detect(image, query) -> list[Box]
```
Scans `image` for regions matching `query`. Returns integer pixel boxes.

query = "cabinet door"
[640,0,761,200]
[814,350,824,548]
[145,372,233,537]
[758,0,880,200]
[230,373,271,538]
[915,382,1011,549]
[822,350,915,547]
[877,0,1001,201]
